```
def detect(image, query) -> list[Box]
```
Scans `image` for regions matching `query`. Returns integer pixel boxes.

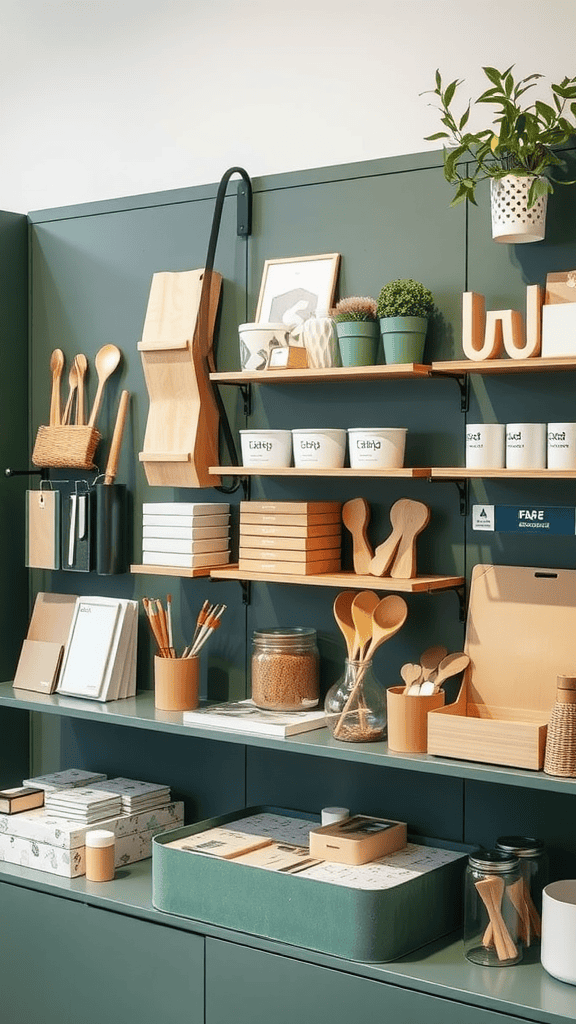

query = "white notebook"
[56,597,138,702]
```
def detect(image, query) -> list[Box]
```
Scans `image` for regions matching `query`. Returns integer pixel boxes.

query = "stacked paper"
[44,787,123,823]
[91,777,171,813]
[23,769,107,792]
[141,502,231,568]
[56,596,138,702]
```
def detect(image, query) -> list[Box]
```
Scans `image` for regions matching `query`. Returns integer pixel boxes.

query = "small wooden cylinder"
[154,655,199,711]
[387,685,445,753]
[85,829,115,882]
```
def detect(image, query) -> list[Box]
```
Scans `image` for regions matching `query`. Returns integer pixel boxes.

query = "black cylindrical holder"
[96,482,127,575]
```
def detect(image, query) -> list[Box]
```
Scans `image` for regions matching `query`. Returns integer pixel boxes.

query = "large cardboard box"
[428,564,576,770]
[153,807,470,963]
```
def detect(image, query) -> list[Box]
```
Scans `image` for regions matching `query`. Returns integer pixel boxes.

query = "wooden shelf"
[130,564,213,578]
[210,363,431,384]
[432,355,576,375]
[210,566,463,592]
[209,466,431,478]
[431,467,576,480]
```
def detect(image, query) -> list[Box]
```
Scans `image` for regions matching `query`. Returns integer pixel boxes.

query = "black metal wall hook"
[198,167,253,495]
[5,467,49,480]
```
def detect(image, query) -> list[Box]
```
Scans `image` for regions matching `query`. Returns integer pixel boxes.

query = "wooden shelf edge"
[209,567,464,592]
[432,356,576,375]
[208,467,431,478]
[210,363,431,384]
[431,468,576,479]
[130,564,213,578]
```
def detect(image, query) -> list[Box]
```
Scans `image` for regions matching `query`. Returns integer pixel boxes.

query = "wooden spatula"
[369,497,410,577]
[342,498,373,575]
[389,499,431,579]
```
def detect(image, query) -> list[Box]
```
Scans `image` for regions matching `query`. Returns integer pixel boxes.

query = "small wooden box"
[309,815,407,865]
[428,564,576,771]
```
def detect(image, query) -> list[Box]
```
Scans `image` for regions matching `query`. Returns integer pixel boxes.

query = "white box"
[541,303,576,357]
[0,801,184,849]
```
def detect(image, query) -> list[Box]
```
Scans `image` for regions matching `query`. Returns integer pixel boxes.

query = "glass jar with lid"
[464,850,523,966]
[251,627,319,711]
[496,836,548,944]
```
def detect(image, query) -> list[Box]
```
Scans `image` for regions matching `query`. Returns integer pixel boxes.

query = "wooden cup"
[386,685,445,753]
[154,655,199,711]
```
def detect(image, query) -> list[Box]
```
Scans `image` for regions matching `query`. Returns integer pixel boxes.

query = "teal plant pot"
[379,316,428,364]
[335,320,379,367]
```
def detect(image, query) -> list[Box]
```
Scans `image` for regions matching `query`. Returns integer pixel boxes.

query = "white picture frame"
[255,253,340,327]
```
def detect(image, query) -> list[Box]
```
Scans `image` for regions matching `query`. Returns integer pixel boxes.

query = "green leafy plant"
[423,65,576,208]
[376,279,434,319]
[332,296,377,322]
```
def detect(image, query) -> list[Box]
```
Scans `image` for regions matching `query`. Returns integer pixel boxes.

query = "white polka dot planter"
[490,174,548,244]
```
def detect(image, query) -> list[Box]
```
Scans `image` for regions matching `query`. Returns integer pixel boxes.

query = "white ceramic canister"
[506,423,547,470]
[292,428,347,469]
[541,879,576,985]
[466,423,506,469]
[547,423,576,470]
[348,428,407,469]
[240,429,292,468]
[238,322,292,372]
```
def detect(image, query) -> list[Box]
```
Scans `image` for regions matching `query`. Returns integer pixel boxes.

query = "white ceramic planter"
[505,422,547,470]
[547,423,576,470]
[348,428,407,469]
[238,322,292,371]
[465,423,506,470]
[541,880,576,985]
[301,316,341,368]
[490,175,548,244]
[292,428,346,469]
[240,429,292,468]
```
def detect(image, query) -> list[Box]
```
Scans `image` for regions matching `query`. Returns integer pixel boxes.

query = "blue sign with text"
[472,505,576,535]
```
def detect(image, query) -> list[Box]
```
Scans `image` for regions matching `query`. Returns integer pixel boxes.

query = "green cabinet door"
[206,938,529,1024]
[1,881,204,1024]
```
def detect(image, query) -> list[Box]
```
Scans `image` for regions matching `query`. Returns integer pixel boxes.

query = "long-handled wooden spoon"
[350,590,380,660]
[420,645,448,682]
[333,591,358,660]
[390,499,431,579]
[62,358,79,425]
[363,594,408,661]
[342,498,373,575]
[420,651,470,695]
[74,353,88,425]
[49,349,65,426]
[88,344,121,429]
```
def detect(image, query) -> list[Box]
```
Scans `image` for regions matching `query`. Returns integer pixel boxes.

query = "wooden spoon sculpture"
[389,499,431,579]
[88,344,121,429]
[49,349,65,426]
[342,498,373,575]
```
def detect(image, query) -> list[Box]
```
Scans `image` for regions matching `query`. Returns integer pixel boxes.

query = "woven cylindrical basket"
[544,675,576,777]
[32,425,101,470]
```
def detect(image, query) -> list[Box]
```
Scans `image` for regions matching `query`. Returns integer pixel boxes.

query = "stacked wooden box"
[142,502,231,569]
[238,501,342,575]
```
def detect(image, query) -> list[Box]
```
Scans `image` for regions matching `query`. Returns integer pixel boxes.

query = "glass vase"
[324,659,387,742]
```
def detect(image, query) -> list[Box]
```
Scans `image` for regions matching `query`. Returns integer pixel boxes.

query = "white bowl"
[542,880,576,985]
[292,428,346,469]
[240,429,292,468]
[238,322,292,371]
[348,428,407,469]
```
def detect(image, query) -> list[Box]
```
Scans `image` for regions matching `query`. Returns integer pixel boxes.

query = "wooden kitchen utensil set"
[401,647,470,695]
[342,497,430,578]
[32,345,122,469]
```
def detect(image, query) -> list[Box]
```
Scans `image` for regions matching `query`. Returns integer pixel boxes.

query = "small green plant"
[376,279,434,319]
[332,296,377,322]
[423,65,576,208]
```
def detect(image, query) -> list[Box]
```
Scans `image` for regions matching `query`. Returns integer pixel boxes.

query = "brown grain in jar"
[251,627,319,710]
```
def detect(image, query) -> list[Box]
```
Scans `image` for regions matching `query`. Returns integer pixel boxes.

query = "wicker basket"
[544,675,576,777]
[32,425,101,470]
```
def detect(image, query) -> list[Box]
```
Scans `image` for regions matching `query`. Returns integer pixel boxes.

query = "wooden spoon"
[351,590,380,660]
[88,344,121,429]
[420,645,448,682]
[401,662,422,694]
[390,499,431,579]
[49,348,65,426]
[74,353,88,424]
[363,594,408,661]
[369,498,409,577]
[333,591,357,659]
[342,498,373,575]
[62,359,79,425]
[420,651,470,695]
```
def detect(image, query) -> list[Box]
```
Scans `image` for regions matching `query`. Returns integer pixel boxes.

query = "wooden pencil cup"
[154,655,199,711]
[387,685,445,753]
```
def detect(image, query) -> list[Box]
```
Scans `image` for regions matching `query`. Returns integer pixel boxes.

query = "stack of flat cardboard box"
[238,501,341,575]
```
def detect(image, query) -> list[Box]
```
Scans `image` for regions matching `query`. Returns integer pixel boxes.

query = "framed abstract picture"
[256,253,340,326]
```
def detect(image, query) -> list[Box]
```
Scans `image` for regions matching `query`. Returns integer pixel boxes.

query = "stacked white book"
[23,769,108,792]
[141,502,231,569]
[56,596,138,702]
[91,777,171,813]
[44,787,123,823]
